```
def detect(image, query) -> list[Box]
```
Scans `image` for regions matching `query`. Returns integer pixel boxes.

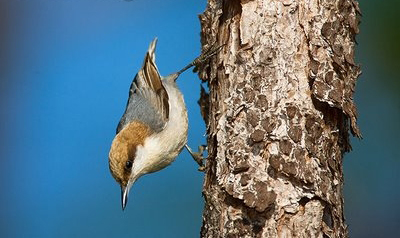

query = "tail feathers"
[146,38,157,64]
[137,38,162,91]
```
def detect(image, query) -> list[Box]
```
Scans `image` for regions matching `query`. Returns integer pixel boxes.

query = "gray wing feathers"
[117,91,165,134]
[116,38,169,134]
[135,86,169,123]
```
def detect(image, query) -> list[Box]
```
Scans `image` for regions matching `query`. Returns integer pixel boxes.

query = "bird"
[108,38,220,210]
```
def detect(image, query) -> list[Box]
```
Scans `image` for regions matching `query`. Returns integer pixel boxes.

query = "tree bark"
[198,0,361,237]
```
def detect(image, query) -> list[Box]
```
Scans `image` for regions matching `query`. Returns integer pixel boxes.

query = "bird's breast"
[137,81,188,174]
[157,81,188,160]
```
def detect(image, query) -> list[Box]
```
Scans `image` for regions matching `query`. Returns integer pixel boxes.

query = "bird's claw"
[192,43,224,72]
[185,144,207,172]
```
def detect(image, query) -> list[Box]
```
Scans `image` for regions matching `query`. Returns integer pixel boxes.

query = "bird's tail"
[147,38,157,65]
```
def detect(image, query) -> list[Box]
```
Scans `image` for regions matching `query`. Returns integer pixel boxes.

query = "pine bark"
[197,0,361,237]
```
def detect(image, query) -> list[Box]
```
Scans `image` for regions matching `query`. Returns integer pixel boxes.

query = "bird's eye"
[125,160,133,170]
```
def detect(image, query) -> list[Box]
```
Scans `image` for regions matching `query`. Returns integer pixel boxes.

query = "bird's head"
[108,120,151,210]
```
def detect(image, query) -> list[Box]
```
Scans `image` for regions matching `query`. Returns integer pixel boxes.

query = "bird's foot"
[191,43,224,72]
[176,43,224,76]
[185,144,207,172]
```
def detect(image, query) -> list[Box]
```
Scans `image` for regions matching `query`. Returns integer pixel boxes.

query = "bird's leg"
[185,144,207,172]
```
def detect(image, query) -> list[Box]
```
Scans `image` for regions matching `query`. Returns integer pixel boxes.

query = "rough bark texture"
[197,0,361,237]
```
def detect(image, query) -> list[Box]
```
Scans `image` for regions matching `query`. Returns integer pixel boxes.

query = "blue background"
[0,1,398,237]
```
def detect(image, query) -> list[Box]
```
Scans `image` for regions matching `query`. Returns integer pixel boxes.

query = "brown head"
[108,120,152,210]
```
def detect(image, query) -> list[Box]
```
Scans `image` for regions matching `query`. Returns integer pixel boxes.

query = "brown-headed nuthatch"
[108,38,219,210]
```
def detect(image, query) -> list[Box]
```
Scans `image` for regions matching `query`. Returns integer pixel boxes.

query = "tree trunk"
[198,0,361,237]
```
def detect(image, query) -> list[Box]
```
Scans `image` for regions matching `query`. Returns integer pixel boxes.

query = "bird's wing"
[116,38,169,134]
[135,39,169,122]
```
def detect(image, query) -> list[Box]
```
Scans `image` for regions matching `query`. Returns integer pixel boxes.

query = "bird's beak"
[121,178,136,211]
[121,185,129,211]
